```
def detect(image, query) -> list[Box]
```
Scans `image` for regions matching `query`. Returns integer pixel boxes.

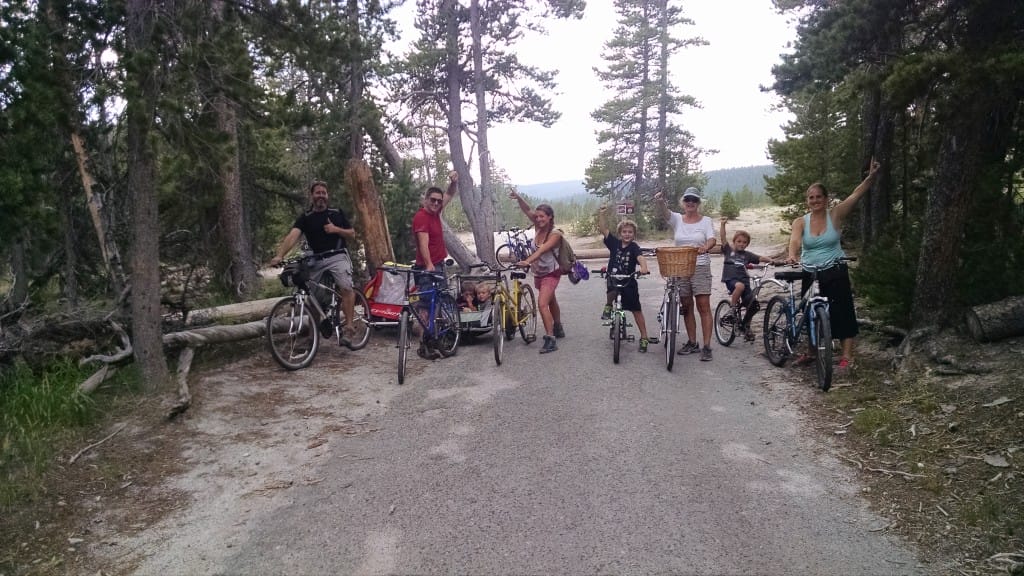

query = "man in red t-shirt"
[413,170,458,272]
[411,171,458,358]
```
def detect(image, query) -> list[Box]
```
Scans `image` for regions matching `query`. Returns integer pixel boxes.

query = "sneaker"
[837,357,853,371]
[339,328,356,349]
[600,305,612,321]
[553,322,566,339]
[639,338,649,353]
[539,335,558,354]
[743,328,756,342]
[677,341,700,355]
[417,343,441,360]
[700,346,713,361]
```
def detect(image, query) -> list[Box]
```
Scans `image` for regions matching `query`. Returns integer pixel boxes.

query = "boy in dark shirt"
[598,206,656,352]
[719,218,776,339]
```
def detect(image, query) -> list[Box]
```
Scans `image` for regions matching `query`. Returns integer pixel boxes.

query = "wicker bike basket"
[656,247,698,278]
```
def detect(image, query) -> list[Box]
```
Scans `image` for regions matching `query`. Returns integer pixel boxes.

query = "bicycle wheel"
[267,296,319,370]
[612,312,622,364]
[517,284,538,343]
[714,299,737,347]
[397,310,409,385]
[492,294,506,365]
[434,293,461,357]
[341,290,372,350]
[813,304,833,392]
[664,291,677,371]
[763,296,791,367]
[495,244,516,270]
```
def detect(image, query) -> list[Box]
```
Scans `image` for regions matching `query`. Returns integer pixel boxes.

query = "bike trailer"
[364,268,406,321]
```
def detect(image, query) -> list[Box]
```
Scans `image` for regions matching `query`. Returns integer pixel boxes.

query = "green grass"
[0,360,102,507]
[850,406,903,446]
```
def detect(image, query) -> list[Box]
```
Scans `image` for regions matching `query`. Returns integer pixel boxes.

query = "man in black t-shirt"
[270,180,358,346]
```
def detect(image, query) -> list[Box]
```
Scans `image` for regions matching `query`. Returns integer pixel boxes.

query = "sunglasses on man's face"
[683,198,700,204]
[428,197,443,204]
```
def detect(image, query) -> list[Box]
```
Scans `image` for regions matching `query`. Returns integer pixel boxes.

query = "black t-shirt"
[721,242,762,282]
[603,233,641,275]
[292,208,351,254]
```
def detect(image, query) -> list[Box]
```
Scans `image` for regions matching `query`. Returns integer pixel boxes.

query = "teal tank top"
[801,212,845,267]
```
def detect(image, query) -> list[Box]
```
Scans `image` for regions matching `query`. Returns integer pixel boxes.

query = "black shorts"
[606,278,642,312]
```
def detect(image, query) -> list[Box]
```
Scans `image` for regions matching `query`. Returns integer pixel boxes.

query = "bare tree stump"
[346,159,393,273]
[965,295,1024,342]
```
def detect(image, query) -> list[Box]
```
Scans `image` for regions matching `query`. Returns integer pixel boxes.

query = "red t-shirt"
[412,207,446,266]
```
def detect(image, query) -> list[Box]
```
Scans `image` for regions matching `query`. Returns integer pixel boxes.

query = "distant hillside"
[703,165,777,198]
[516,165,776,201]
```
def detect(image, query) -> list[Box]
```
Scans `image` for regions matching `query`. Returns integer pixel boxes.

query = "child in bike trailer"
[458,281,479,311]
[597,207,657,352]
[719,218,775,338]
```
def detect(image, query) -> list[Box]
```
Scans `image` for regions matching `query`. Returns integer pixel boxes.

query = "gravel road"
[99,253,926,575]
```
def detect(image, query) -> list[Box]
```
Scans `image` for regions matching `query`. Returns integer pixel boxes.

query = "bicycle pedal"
[601,321,612,326]
[627,336,635,342]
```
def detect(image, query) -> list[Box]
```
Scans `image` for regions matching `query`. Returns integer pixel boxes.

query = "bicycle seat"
[775,271,806,282]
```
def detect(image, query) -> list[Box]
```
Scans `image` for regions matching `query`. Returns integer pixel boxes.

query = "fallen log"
[182,297,281,327]
[162,319,269,349]
[965,295,1024,343]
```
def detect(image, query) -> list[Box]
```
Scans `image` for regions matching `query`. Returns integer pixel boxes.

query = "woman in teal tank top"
[786,160,881,371]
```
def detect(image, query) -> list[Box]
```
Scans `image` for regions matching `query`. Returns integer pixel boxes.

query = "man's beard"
[313,198,328,211]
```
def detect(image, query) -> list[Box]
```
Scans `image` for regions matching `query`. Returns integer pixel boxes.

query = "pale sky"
[391,1,797,186]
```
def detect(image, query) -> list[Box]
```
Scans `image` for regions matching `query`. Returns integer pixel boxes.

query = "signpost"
[616,202,635,215]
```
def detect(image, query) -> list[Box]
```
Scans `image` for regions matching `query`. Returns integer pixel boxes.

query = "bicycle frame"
[605,272,643,364]
[657,277,685,372]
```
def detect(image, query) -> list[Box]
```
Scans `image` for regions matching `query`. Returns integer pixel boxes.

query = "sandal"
[792,354,815,367]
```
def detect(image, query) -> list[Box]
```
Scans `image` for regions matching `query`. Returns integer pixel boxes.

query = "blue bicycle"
[380,264,461,385]
[762,257,854,392]
[494,226,533,271]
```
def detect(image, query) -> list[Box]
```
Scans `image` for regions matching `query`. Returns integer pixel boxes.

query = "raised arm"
[719,217,728,246]
[653,191,672,223]
[832,159,881,224]
[597,205,610,237]
[441,170,459,210]
[508,188,535,223]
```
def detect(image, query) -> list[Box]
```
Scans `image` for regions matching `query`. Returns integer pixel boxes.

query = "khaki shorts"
[676,262,712,298]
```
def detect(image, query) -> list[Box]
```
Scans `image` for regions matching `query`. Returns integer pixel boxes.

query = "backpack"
[555,229,576,274]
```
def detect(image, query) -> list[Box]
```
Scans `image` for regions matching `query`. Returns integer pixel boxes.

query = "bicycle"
[654,246,697,372]
[494,226,534,271]
[379,264,462,385]
[267,249,372,370]
[485,263,538,365]
[713,262,786,347]
[762,257,855,392]
[601,270,648,364]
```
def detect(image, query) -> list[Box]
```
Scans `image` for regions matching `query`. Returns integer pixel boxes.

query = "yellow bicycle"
[487,263,537,365]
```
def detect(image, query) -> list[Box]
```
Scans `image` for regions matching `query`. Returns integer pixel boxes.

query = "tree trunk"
[461,0,497,266]
[347,0,365,160]
[212,0,259,301]
[62,197,79,307]
[442,0,479,270]
[965,295,1024,342]
[126,0,171,391]
[42,1,126,296]
[345,159,393,272]
[911,87,1013,328]
[8,239,29,310]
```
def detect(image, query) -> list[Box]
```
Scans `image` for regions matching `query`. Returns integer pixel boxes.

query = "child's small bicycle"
[601,270,648,364]
[713,262,785,347]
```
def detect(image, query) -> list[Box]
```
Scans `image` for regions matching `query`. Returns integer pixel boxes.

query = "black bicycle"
[267,250,371,370]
